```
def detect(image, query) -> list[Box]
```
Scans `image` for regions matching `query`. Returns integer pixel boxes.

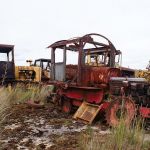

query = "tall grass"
[79,118,150,150]
[0,87,11,125]
[0,85,31,125]
[0,84,50,125]
[30,85,51,103]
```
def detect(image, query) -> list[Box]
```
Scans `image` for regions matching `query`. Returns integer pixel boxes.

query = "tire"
[106,97,136,127]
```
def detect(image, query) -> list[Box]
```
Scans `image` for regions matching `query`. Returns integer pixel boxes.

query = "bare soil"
[0,103,109,150]
[1,103,149,150]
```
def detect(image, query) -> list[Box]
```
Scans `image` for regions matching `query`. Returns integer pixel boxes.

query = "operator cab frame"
[34,58,51,71]
[48,33,121,85]
[0,44,15,83]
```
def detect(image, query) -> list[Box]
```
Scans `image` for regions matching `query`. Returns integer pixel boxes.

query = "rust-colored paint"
[61,87,104,104]
[72,100,82,107]
[81,66,121,86]
[66,65,121,87]
[139,107,150,118]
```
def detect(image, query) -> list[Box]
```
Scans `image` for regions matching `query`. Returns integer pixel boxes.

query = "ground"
[0,103,111,150]
[0,103,149,150]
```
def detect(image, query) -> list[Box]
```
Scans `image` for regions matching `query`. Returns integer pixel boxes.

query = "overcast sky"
[0,0,150,69]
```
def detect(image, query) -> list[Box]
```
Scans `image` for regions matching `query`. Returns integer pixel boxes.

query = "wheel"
[106,97,136,127]
[62,99,72,113]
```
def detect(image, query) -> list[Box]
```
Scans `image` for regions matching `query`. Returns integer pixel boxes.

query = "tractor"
[47,33,150,127]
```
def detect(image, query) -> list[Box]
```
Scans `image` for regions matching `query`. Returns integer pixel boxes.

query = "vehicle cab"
[0,44,15,84]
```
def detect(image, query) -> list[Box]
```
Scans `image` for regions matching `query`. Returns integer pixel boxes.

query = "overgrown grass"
[0,84,50,125]
[0,87,11,125]
[30,85,51,103]
[79,118,150,150]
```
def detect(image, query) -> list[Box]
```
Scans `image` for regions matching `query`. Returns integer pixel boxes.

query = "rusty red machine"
[47,33,150,127]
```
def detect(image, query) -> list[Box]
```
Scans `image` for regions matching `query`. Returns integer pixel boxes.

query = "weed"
[79,118,149,150]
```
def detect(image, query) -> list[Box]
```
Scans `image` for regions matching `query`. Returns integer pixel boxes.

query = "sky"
[0,0,150,69]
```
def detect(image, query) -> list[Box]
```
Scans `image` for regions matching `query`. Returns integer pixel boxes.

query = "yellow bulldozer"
[135,61,150,83]
[15,59,51,83]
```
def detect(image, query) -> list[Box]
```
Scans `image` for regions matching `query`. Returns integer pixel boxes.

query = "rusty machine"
[0,44,15,85]
[48,33,150,126]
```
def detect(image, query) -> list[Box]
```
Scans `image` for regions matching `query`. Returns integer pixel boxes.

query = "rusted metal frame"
[49,39,108,52]
[109,43,116,67]
[74,42,80,47]
[92,41,98,49]
[51,47,55,80]
[48,40,66,48]
[48,38,82,48]
[63,46,66,81]
[84,46,111,66]
[84,43,111,67]
[48,35,93,49]
[83,33,112,44]
[84,47,110,53]
[52,44,78,52]
[104,49,109,65]
[83,33,117,67]
[77,40,84,85]
[63,46,77,51]
[88,41,109,48]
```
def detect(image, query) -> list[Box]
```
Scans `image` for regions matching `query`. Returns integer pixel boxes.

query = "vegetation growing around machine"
[0,33,149,149]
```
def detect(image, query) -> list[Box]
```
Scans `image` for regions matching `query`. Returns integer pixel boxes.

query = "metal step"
[73,101,101,124]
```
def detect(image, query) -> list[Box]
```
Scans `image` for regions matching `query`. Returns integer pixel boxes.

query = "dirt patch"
[0,104,101,149]
[0,103,149,150]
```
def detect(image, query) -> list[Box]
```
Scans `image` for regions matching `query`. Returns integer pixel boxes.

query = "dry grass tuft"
[79,118,150,150]
[0,84,50,125]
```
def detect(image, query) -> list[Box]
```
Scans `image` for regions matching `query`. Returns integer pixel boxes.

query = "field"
[0,86,150,150]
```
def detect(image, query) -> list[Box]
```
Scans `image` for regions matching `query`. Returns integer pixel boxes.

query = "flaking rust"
[48,33,150,126]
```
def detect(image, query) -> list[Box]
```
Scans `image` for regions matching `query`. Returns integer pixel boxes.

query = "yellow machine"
[135,61,150,83]
[33,59,51,81]
[15,59,51,83]
[15,66,42,83]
